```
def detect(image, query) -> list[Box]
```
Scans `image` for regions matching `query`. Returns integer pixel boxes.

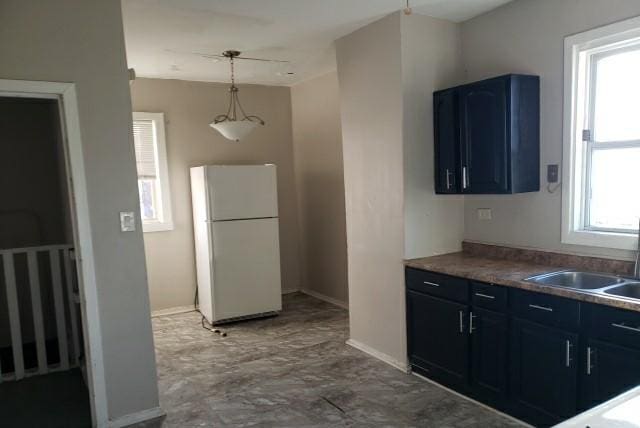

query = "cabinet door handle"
[529,304,554,312]
[445,169,452,189]
[475,293,495,300]
[612,322,640,333]
[566,340,573,368]
[587,347,595,375]
[462,167,468,189]
[423,281,440,288]
[459,311,464,334]
[469,312,476,335]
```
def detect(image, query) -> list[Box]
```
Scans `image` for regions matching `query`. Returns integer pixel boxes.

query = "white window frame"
[562,16,640,251]
[133,112,174,232]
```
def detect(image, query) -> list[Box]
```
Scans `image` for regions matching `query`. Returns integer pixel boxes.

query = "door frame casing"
[0,79,108,427]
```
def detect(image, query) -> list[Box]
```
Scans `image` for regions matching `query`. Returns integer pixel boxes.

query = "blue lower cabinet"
[406,267,640,427]
[580,338,640,410]
[406,290,470,392]
[510,318,578,426]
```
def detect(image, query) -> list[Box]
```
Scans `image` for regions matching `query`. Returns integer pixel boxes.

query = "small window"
[132,112,173,232]
[563,17,640,250]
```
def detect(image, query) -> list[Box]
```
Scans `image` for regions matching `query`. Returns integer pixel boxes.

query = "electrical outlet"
[547,164,559,183]
[477,208,492,221]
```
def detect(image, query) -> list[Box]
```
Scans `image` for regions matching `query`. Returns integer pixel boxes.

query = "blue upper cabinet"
[434,74,540,195]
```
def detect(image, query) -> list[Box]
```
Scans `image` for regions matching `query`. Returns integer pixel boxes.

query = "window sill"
[562,228,637,251]
[142,221,174,233]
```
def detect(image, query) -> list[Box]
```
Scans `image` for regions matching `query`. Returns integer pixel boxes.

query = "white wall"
[336,12,466,367]
[402,13,465,259]
[0,0,160,422]
[291,71,348,306]
[336,13,407,365]
[461,0,640,261]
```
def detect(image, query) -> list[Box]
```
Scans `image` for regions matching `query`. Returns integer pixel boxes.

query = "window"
[563,17,640,250]
[132,112,173,232]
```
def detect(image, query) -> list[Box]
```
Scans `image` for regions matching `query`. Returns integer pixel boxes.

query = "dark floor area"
[0,368,91,428]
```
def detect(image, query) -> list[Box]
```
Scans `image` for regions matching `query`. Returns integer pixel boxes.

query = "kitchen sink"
[525,271,627,290]
[605,283,640,299]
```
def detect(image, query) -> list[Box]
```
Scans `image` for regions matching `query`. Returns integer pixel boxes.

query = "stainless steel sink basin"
[604,283,640,299]
[525,271,627,290]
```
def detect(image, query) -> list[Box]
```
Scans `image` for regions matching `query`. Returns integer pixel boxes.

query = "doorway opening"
[0,96,91,427]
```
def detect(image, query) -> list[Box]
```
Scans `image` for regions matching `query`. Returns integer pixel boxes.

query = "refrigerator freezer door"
[207,165,279,221]
[210,217,282,322]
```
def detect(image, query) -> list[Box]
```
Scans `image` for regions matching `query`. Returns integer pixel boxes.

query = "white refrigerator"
[190,164,282,324]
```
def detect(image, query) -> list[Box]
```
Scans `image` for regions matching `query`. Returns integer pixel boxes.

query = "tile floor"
[151,293,524,427]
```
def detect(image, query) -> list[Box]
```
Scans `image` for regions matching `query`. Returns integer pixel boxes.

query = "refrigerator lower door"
[210,217,282,322]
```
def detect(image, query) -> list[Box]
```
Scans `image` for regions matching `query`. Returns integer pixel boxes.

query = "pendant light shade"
[210,120,259,142]
[210,50,265,142]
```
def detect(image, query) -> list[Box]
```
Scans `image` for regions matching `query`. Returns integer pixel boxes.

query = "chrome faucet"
[635,219,640,278]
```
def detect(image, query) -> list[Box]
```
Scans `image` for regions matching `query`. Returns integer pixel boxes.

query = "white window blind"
[132,112,174,233]
[133,119,158,179]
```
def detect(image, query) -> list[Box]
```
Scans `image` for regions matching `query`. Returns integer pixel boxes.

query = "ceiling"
[122,0,513,86]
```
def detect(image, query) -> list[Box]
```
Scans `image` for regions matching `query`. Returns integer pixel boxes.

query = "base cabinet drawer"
[510,318,578,426]
[511,289,580,331]
[406,290,469,391]
[406,268,469,303]
[471,281,507,312]
[583,303,640,350]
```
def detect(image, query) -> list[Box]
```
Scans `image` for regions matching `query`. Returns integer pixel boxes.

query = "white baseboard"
[346,338,409,373]
[108,406,165,428]
[151,305,195,318]
[301,289,348,310]
[412,372,531,427]
[151,289,299,317]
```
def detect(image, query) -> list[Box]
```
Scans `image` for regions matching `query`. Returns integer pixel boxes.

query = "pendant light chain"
[213,50,265,126]
[230,54,238,121]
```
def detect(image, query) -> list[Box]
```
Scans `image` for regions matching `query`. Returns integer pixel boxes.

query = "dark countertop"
[405,252,640,313]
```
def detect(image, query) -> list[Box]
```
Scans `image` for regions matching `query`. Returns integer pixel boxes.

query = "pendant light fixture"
[210,50,265,142]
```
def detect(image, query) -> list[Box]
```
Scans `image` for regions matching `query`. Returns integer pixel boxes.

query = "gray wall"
[461,0,640,260]
[0,0,160,421]
[291,71,348,306]
[402,14,465,259]
[337,13,406,365]
[130,78,301,311]
[336,12,465,365]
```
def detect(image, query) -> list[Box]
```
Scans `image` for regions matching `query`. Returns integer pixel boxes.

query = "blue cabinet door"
[406,290,470,391]
[434,89,459,194]
[470,308,508,409]
[581,338,640,410]
[459,78,509,193]
[510,318,578,426]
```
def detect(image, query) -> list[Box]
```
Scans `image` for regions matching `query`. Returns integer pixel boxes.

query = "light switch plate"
[120,212,136,232]
[477,208,492,221]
